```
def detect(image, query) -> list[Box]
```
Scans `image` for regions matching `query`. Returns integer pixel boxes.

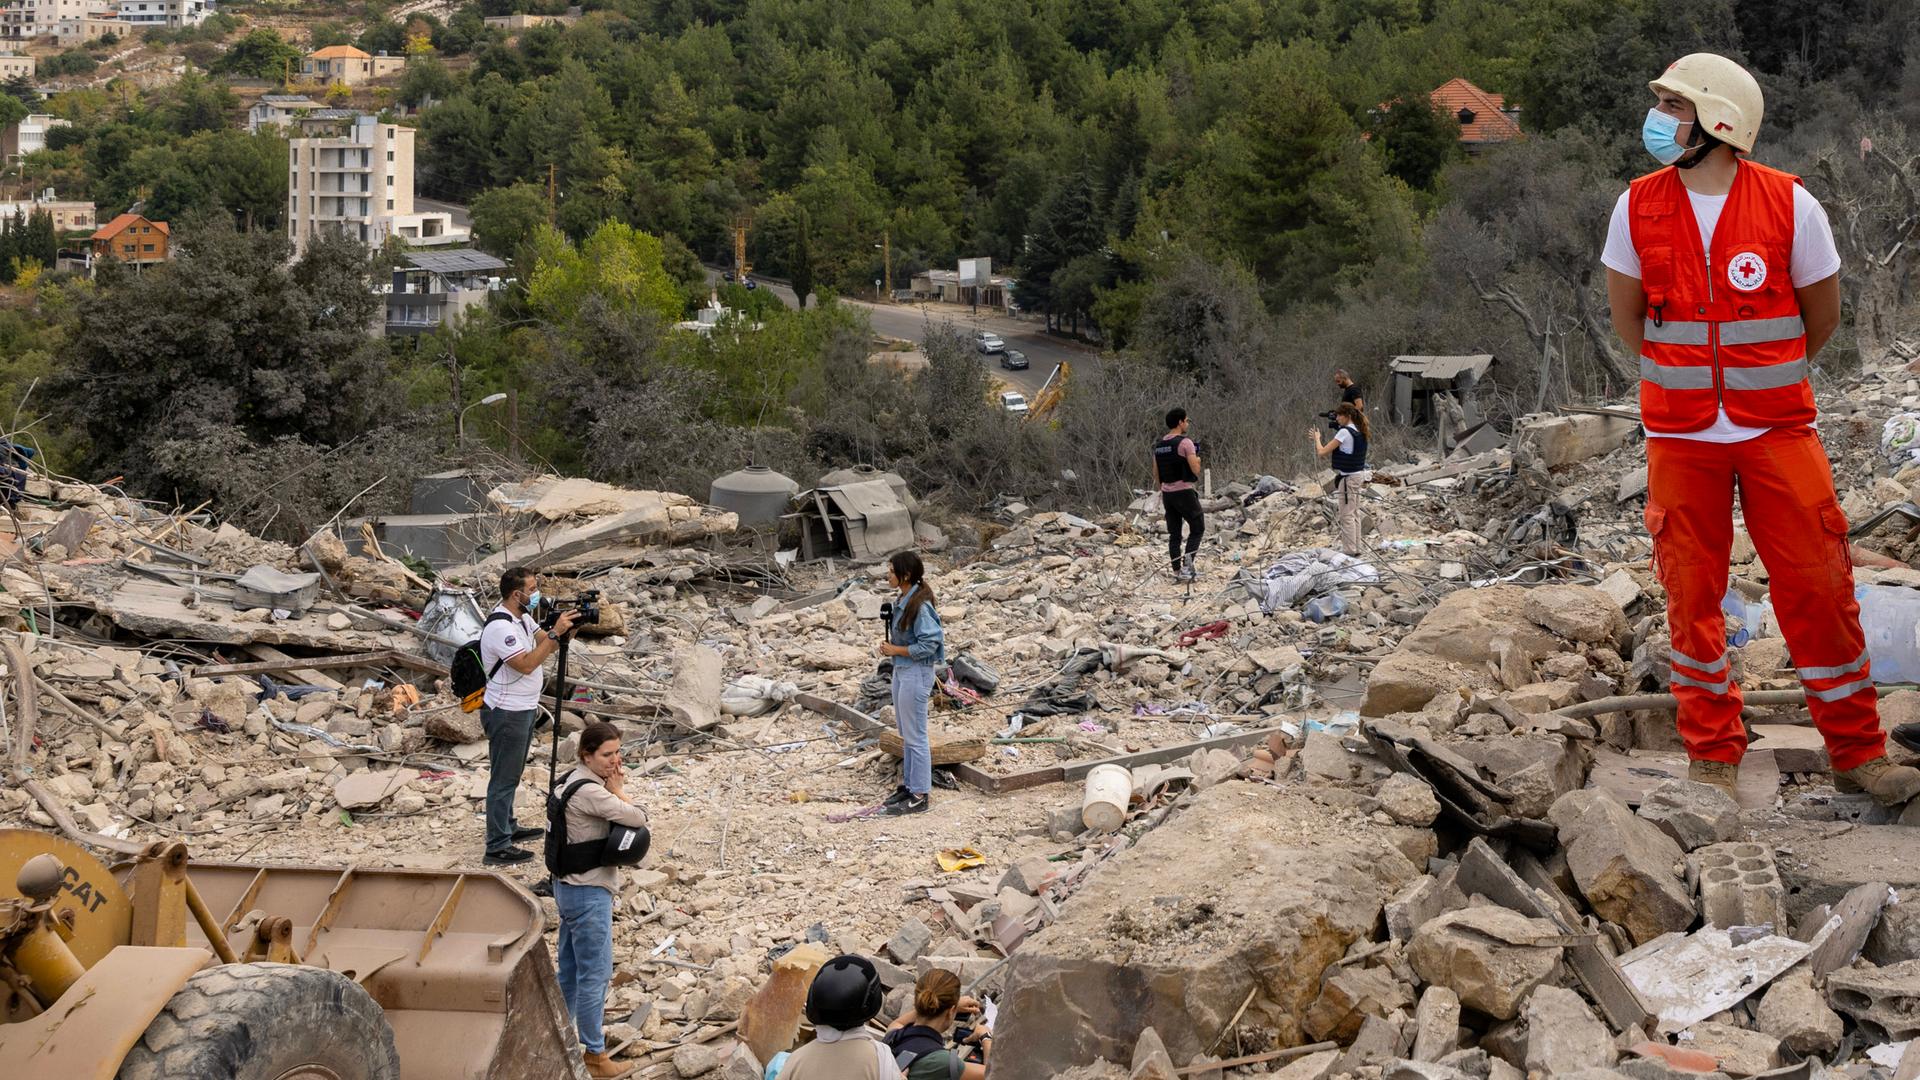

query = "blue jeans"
[892,662,935,795]
[555,881,614,1053]
[481,706,537,854]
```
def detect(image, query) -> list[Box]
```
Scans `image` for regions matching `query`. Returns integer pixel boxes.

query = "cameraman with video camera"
[479,567,579,867]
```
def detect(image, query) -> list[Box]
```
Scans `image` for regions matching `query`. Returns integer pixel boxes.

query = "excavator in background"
[1027,361,1070,420]
[0,828,581,1080]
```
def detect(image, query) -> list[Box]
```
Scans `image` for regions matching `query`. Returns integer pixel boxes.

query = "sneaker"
[482,846,535,866]
[1834,756,1920,807]
[512,825,544,843]
[880,793,928,816]
[882,785,912,808]
[1687,759,1739,798]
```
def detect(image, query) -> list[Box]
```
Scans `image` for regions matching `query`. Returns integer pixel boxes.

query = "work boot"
[582,1050,626,1079]
[1834,756,1920,807]
[1688,759,1739,798]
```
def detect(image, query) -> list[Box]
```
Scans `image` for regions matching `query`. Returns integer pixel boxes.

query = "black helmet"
[805,955,884,1030]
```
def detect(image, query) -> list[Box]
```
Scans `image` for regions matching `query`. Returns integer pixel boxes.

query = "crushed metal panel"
[823,479,914,560]
[1390,354,1496,380]
[1618,922,1827,1033]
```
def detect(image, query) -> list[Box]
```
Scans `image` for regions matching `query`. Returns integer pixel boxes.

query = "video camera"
[537,589,600,633]
[1319,410,1341,430]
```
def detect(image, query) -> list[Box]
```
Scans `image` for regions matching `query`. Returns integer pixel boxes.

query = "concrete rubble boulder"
[1129,1027,1177,1080]
[1635,780,1740,852]
[1549,789,1694,945]
[1523,584,1628,646]
[1826,958,1920,1042]
[424,707,486,744]
[1407,906,1564,1020]
[1377,774,1440,827]
[1524,985,1617,1074]
[1364,651,1476,717]
[991,784,1420,1079]
[1753,966,1841,1056]
[1305,964,1415,1042]
[1409,985,1460,1062]
[1677,1022,1781,1078]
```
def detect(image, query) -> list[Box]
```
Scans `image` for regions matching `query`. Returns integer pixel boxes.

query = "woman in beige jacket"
[554,721,649,1079]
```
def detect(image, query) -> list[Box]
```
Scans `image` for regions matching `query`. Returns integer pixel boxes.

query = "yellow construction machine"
[1028,360,1070,420]
[0,828,582,1080]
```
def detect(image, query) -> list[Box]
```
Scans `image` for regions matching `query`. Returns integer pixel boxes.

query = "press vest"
[1331,426,1367,473]
[1627,161,1814,432]
[1153,435,1195,484]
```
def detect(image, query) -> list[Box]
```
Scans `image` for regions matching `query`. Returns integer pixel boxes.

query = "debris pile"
[17,344,1920,1076]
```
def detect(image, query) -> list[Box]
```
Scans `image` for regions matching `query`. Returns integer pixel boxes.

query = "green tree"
[214,29,303,80]
[398,55,455,107]
[1373,83,1463,191]
[308,20,353,49]
[790,206,813,308]
[54,223,396,497]
[525,221,683,326]
[469,182,549,257]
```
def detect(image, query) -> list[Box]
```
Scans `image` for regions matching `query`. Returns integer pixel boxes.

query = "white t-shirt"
[479,606,543,710]
[1601,174,1841,444]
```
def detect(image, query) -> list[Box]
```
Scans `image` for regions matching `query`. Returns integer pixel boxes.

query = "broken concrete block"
[719,1045,762,1080]
[1807,880,1892,978]
[333,767,411,810]
[1129,1027,1177,1080]
[1764,822,1920,921]
[1678,1022,1781,1078]
[992,785,1419,1079]
[1400,585,1562,667]
[1378,774,1440,827]
[1754,966,1840,1056]
[1503,679,1580,713]
[886,917,935,965]
[1408,907,1564,1020]
[737,942,829,1065]
[1549,789,1693,946]
[1410,986,1461,1062]
[424,708,486,744]
[1187,747,1240,789]
[1524,985,1617,1074]
[1637,780,1740,852]
[1364,652,1474,717]
[1305,964,1414,1043]
[1517,412,1637,469]
[1687,842,1784,931]
[1868,886,1920,964]
[1332,1012,1410,1075]
[673,1041,721,1077]
[1269,1050,1339,1080]
[996,855,1054,897]
[1300,731,1363,783]
[1826,958,1920,1041]
[1523,583,1628,645]
[1385,869,1465,944]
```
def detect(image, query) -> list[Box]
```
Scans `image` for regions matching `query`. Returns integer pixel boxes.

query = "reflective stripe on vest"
[1640,357,1715,390]
[1719,315,1806,345]
[1723,360,1808,390]
[1643,319,1708,345]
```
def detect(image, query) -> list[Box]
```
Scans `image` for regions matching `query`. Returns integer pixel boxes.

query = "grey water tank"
[710,465,798,526]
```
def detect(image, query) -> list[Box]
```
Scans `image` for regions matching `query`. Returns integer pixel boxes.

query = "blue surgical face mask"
[526,589,543,611]
[1642,108,1690,165]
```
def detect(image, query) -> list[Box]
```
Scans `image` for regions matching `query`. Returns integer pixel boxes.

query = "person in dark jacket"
[1153,407,1204,580]
[885,969,990,1079]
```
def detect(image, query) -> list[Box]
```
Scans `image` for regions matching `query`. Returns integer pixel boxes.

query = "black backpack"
[451,611,514,713]
[885,1025,963,1079]
[545,776,651,877]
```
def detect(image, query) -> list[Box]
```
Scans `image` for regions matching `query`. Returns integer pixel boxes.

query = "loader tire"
[116,962,400,1080]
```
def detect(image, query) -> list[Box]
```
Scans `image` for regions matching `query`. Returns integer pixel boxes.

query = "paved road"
[701,268,1091,399]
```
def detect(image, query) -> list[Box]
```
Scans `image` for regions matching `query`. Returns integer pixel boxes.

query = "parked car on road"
[1000,348,1028,370]
[976,332,1006,354]
[999,391,1029,416]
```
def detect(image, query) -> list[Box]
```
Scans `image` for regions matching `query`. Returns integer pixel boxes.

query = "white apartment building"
[2,113,70,160]
[1,0,110,40]
[116,0,208,27]
[287,114,465,255]
[0,50,31,77]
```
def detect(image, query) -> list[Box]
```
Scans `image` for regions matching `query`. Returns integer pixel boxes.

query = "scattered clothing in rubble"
[1249,548,1380,611]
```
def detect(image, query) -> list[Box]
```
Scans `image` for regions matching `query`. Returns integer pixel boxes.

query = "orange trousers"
[1645,426,1884,770]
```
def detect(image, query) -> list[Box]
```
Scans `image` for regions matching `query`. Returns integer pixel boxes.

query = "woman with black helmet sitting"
[777,955,903,1079]
[552,721,650,1079]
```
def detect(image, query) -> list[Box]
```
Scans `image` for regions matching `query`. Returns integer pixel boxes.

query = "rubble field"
[16,347,1920,1077]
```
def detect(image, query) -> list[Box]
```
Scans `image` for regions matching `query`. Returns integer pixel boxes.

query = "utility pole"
[882,228,891,296]
[546,164,556,223]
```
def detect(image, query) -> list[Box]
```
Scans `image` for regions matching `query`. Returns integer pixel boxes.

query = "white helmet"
[1650,53,1763,153]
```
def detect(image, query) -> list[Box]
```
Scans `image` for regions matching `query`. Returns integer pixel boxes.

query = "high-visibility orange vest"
[1627,161,1814,433]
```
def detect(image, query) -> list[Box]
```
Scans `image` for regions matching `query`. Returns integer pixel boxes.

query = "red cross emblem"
[1727,250,1768,292]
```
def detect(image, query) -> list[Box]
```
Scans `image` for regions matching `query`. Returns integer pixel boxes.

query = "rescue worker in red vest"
[1604,53,1920,805]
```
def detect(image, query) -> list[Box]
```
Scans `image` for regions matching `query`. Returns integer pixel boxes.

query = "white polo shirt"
[479,606,544,710]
